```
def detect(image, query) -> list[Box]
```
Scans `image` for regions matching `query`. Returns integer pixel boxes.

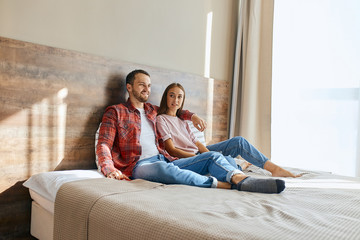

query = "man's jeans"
[132,136,268,188]
[132,151,240,188]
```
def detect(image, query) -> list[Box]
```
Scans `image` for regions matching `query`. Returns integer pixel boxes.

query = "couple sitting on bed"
[96,69,299,194]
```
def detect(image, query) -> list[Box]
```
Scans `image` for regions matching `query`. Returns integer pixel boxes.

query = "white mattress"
[30,189,55,214]
[31,200,54,240]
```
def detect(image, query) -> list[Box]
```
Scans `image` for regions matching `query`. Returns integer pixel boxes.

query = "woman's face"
[167,86,184,112]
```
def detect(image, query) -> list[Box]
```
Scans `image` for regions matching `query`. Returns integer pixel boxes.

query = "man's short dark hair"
[125,69,150,85]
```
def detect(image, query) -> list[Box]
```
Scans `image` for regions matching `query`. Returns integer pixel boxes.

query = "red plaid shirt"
[96,99,193,177]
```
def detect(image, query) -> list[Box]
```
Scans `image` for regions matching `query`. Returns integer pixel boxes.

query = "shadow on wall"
[0,73,127,239]
[55,73,128,171]
[1,37,178,239]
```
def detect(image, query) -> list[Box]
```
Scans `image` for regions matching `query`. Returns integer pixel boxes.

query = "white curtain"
[229,0,274,157]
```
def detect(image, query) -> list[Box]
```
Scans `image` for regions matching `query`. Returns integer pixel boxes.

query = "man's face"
[128,73,151,103]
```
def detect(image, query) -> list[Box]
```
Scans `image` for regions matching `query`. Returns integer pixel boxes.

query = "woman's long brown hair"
[157,83,186,117]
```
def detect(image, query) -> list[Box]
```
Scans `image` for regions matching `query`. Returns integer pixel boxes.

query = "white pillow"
[186,121,206,146]
[23,170,104,202]
[95,123,101,172]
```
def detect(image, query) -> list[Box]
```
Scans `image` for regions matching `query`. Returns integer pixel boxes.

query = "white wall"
[0,0,237,82]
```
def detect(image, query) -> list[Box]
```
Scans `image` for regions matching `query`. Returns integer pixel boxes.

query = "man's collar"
[125,98,137,112]
[125,98,154,113]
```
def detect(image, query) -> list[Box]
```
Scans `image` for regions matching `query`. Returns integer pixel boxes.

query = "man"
[96,69,287,193]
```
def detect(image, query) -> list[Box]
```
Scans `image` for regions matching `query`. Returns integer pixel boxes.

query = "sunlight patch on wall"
[206,78,214,143]
[204,11,213,78]
[55,88,68,169]
[203,11,214,143]
[0,87,68,178]
[24,88,68,176]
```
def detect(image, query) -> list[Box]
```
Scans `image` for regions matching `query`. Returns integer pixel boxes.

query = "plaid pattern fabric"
[96,99,193,177]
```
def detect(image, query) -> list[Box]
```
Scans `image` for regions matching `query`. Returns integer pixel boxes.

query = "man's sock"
[234,177,285,194]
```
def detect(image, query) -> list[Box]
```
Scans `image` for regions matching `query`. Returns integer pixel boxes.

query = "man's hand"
[191,114,207,132]
[107,170,130,181]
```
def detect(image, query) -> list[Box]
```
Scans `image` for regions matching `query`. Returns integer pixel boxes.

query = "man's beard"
[132,89,149,103]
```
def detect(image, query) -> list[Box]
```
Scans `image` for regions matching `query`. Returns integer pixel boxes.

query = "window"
[272,0,360,176]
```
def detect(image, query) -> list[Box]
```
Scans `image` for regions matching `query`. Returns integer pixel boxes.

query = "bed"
[23,162,360,240]
[0,36,225,238]
[3,36,360,239]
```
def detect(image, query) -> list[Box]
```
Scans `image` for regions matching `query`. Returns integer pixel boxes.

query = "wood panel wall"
[0,36,230,239]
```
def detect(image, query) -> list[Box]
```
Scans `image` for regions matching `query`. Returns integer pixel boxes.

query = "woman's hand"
[195,141,209,154]
[191,114,207,132]
[107,170,130,181]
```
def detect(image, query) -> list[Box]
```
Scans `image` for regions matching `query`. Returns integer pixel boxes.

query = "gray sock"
[236,177,285,194]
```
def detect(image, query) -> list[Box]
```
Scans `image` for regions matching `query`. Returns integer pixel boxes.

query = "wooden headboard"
[0,36,230,238]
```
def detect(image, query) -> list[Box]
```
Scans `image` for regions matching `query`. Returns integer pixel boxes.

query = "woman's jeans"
[132,136,268,188]
[207,136,269,169]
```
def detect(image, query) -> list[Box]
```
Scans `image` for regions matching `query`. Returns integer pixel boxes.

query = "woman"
[156,83,295,194]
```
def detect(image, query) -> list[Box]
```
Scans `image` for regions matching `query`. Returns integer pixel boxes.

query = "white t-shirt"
[137,108,159,160]
[156,114,199,155]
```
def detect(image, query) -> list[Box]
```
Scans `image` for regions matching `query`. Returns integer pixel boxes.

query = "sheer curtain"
[229,0,274,157]
[272,0,360,177]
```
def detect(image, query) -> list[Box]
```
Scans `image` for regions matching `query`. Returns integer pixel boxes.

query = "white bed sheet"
[23,169,105,203]
[29,189,55,214]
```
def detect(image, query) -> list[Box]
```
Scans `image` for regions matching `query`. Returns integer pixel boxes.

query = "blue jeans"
[207,136,269,169]
[132,151,242,188]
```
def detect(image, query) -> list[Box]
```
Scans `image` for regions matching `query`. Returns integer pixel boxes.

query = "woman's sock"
[234,177,285,194]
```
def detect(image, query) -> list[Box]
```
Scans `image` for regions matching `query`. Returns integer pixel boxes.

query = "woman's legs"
[224,155,242,170]
[263,160,300,178]
[207,136,299,178]
[207,136,268,168]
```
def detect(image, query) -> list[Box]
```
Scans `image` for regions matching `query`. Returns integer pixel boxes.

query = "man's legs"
[170,151,285,193]
[172,151,242,183]
[132,153,286,193]
[132,154,217,188]
[133,152,243,188]
[173,152,285,193]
